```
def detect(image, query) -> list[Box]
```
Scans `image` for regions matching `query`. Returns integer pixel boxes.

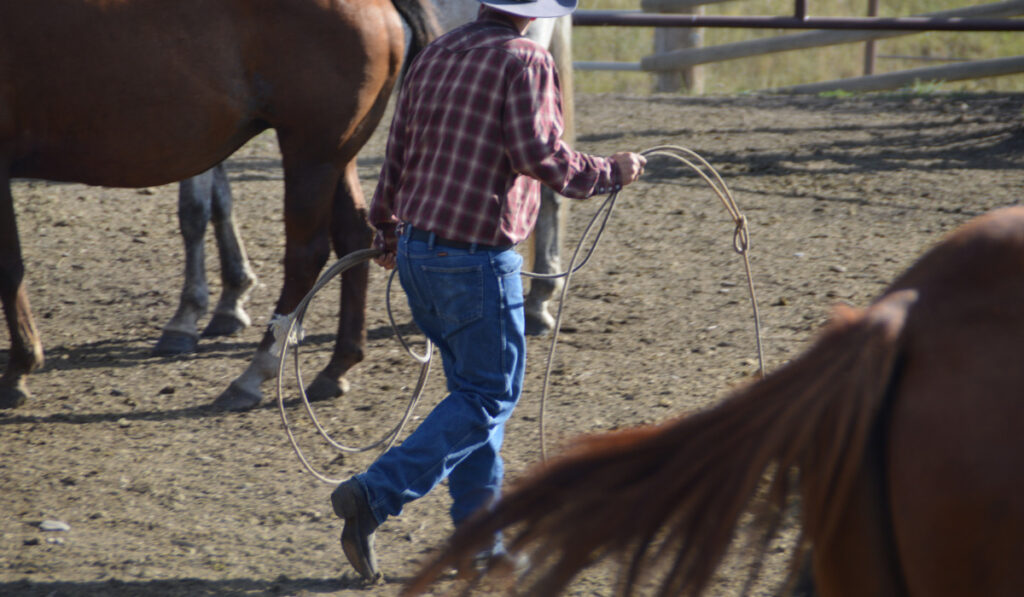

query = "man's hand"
[374,252,396,270]
[372,228,398,270]
[611,152,646,185]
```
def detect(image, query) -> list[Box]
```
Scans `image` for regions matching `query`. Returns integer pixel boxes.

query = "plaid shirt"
[368,15,623,248]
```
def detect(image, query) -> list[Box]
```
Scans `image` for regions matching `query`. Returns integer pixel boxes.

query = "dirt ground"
[3,92,1024,597]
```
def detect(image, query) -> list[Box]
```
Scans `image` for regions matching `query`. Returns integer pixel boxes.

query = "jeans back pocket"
[420,264,484,331]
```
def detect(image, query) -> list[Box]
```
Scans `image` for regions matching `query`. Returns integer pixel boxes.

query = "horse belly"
[1,0,255,187]
[11,111,258,188]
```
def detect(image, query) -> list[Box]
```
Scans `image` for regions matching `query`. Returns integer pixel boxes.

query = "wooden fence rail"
[772,54,1024,93]
[573,1,1024,93]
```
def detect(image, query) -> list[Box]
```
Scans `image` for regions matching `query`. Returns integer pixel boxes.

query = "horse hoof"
[525,309,556,337]
[0,385,29,409]
[202,313,248,338]
[153,330,199,355]
[304,373,351,402]
[212,381,262,411]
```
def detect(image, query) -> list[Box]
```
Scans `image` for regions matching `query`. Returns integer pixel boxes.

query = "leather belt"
[405,227,512,252]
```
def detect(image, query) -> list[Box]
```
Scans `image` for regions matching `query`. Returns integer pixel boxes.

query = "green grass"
[572,0,1024,94]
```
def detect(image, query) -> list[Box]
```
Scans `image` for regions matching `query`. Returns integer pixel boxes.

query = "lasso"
[276,145,764,481]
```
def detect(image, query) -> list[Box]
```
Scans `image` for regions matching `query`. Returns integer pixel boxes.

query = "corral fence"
[572,0,1024,93]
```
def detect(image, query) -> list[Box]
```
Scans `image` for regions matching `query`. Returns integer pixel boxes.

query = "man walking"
[331,0,646,580]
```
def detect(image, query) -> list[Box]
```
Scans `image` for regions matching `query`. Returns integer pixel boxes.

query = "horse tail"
[390,0,441,62]
[403,289,916,597]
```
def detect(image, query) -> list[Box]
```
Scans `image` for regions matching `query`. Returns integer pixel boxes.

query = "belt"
[405,227,513,252]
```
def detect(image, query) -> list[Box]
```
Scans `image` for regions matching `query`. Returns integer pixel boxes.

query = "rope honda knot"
[733,215,751,254]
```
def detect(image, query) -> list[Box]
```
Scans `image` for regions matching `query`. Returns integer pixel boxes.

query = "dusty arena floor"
[3,92,1024,596]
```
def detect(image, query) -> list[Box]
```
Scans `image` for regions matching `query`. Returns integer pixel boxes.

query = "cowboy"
[330,0,646,580]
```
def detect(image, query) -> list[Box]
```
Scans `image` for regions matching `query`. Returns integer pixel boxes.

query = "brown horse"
[154,3,575,358]
[0,0,439,410]
[405,205,1024,596]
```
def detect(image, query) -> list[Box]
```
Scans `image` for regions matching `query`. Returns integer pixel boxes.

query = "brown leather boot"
[330,479,381,581]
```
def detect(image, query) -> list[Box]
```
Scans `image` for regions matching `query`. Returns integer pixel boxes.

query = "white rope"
[276,248,433,485]
[276,146,764,479]
[524,145,765,461]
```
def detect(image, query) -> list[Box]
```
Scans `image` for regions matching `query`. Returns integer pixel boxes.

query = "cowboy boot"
[331,479,381,581]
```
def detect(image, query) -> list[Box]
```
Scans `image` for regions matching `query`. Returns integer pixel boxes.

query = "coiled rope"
[276,145,764,480]
[275,248,433,484]
[530,145,764,460]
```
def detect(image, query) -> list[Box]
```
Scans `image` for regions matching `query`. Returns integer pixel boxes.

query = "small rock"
[39,520,70,532]
[117,418,131,428]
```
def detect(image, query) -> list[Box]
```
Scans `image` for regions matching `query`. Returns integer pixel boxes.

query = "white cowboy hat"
[479,0,577,18]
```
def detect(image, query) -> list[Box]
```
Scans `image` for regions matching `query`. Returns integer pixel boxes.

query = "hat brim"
[479,0,577,18]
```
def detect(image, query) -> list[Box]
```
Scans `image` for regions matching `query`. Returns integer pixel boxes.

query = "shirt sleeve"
[368,88,410,230]
[502,59,622,199]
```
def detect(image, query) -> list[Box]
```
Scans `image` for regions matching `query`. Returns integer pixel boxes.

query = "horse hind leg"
[217,161,371,409]
[0,175,43,408]
[154,168,217,355]
[213,159,339,411]
[304,160,373,402]
[155,164,256,356]
[202,163,257,338]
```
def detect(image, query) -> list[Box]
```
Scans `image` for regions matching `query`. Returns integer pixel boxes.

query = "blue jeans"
[355,230,526,528]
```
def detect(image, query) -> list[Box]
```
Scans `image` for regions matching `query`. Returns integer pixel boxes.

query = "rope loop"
[519,144,766,461]
[733,215,750,254]
[277,145,767,478]
[275,248,433,485]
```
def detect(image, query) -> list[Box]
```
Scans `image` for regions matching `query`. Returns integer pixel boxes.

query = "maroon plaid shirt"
[369,14,622,248]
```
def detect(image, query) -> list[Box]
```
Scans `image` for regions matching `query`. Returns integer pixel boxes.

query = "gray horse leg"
[203,164,256,337]
[524,188,562,336]
[154,168,215,355]
[524,14,573,336]
[155,164,256,355]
